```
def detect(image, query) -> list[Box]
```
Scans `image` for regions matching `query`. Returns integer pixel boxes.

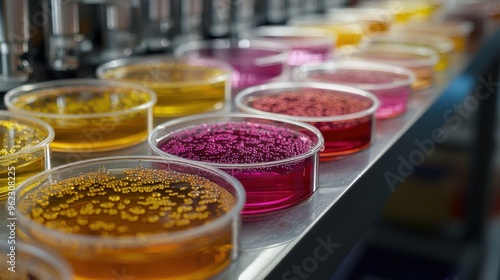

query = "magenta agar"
[307,69,412,118]
[156,120,321,215]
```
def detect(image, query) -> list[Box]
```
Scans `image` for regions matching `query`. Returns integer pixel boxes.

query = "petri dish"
[368,33,455,71]
[0,110,54,199]
[0,241,73,280]
[288,16,368,50]
[327,7,394,34]
[235,82,379,159]
[173,39,289,93]
[345,45,438,91]
[148,113,323,215]
[294,61,415,119]
[242,25,335,68]
[96,56,232,118]
[391,20,473,52]
[4,79,156,153]
[357,0,417,23]
[15,156,245,280]
[358,0,440,23]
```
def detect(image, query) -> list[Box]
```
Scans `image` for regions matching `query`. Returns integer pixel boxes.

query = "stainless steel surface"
[0,0,31,87]
[0,0,29,41]
[303,0,320,14]
[202,0,231,37]
[286,0,303,22]
[49,0,79,36]
[142,0,172,51]
[63,0,145,65]
[258,0,286,24]
[101,0,142,60]
[105,0,131,30]
[46,34,83,71]
[231,0,257,36]
[174,0,202,48]
[201,0,257,38]
[44,0,82,71]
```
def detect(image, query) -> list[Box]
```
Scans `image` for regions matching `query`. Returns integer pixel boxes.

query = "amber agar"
[4,79,156,153]
[327,7,394,34]
[97,56,231,118]
[0,111,54,199]
[288,16,367,49]
[15,156,245,280]
[359,0,439,23]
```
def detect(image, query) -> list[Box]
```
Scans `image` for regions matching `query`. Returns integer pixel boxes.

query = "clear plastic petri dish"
[288,16,368,50]
[294,60,415,119]
[327,7,394,34]
[368,33,455,71]
[4,79,156,153]
[173,39,290,93]
[391,20,474,52]
[96,56,232,118]
[358,0,439,23]
[0,241,73,280]
[235,82,379,159]
[242,25,336,67]
[0,110,54,199]
[15,156,245,280]
[148,113,324,216]
[344,44,438,91]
